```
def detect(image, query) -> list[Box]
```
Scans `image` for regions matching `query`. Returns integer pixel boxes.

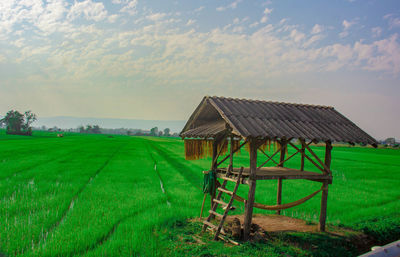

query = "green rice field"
[0,131,399,256]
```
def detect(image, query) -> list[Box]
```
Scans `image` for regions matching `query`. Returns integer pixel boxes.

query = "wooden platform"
[216,167,332,184]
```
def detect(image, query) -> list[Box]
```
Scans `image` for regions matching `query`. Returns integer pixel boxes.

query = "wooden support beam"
[288,142,325,173]
[276,139,287,215]
[216,140,247,167]
[319,141,332,232]
[304,143,331,174]
[319,182,329,232]
[243,139,258,241]
[229,137,234,172]
[257,148,280,168]
[300,139,305,171]
[210,140,219,215]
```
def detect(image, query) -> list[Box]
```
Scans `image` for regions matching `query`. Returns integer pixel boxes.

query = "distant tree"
[92,125,101,134]
[158,131,163,137]
[41,125,47,131]
[385,137,396,146]
[0,110,37,135]
[78,126,85,133]
[150,127,158,136]
[86,125,93,133]
[163,128,170,136]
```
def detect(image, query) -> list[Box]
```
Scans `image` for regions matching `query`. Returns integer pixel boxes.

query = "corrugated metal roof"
[180,96,378,146]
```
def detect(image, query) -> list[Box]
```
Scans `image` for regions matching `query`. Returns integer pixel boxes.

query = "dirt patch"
[226,214,318,233]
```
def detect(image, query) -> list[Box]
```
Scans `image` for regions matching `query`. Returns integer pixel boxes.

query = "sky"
[0,0,399,139]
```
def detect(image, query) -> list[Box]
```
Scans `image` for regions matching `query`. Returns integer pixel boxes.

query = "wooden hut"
[180,96,377,241]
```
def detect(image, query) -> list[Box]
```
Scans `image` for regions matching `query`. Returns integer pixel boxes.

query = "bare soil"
[226,214,319,233]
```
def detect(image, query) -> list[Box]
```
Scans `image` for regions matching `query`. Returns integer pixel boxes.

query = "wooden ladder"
[202,167,244,242]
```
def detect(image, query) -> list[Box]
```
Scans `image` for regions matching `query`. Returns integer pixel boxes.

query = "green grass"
[0,130,399,256]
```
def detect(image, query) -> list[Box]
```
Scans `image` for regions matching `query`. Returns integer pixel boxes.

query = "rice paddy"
[0,131,399,256]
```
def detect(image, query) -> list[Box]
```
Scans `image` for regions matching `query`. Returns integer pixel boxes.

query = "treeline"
[75,125,178,137]
[0,110,36,135]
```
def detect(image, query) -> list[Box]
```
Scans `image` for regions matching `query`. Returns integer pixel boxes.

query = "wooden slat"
[203,220,217,229]
[220,176,237,183]
[209,210,223,218]
[213,199,228,206]
[214,167,244,240]
[217,187,233,195]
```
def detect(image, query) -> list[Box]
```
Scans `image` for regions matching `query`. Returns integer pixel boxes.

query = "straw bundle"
[231,139,241,156]
[245,139,288,155]
[184,139,212,160]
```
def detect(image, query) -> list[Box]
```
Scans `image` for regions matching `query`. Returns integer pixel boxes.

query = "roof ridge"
[209,95,334,109]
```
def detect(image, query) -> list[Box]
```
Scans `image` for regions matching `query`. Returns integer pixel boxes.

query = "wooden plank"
[217,187,233,195]
[220,176,238,183]
[243,140,258,241]
[203,220,217,229]
[213,199,228,206]
[209,210,223,218]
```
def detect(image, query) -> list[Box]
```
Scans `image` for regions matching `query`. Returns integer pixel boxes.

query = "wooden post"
[229,136,234,172]
[276,139,287,215]
[243,139,258,241]
[319,141,332,232]
[210,140,219,216]
[300,139,305,171]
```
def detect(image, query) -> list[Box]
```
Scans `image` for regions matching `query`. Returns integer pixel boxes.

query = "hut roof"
[180,96,378,146]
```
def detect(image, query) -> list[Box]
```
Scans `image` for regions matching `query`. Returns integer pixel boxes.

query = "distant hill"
[34,116,186,133]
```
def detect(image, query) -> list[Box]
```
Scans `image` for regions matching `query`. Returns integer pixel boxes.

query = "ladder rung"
[220,176,238,183]
[203,220,217,229]
[217,187,233,195]
[206,226,227,236]
[213,199,228,206]
[209,210,223,218]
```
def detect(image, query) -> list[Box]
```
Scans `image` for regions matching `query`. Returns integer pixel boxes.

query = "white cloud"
[216,0,242,11]
[263,8,272,15]
[146,13,166,21]
[120,0,138,15]
[384,14,400,30]
[68,0,107,21]
[371,27,382,38]
[108,14,119,23]
[259,8,272,24]
[290,29,305,43]
[194,6,204,12]
[249,22,259,28]
[339,19,358,38]
[186,19,195,26]
[342,19,356,30]
[311,24,323,34]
